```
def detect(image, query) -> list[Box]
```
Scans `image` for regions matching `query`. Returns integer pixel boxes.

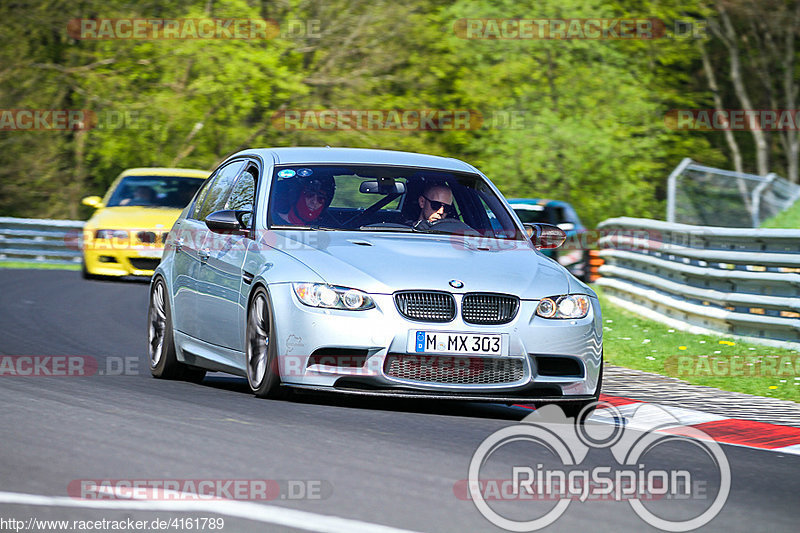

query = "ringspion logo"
[466,403,730,531]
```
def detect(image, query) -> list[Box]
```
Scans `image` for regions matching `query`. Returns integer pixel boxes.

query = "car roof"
[118,167,209,179]
[228,147,478,173]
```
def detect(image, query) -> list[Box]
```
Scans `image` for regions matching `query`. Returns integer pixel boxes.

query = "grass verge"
[0,261,80,270]
[760,199,800,228]
[596,286,800,403]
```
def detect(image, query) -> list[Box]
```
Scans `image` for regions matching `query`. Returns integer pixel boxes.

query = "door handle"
[199,248,210,263]
[175,237,184,253]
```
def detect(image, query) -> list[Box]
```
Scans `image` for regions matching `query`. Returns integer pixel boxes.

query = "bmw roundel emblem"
[449,279,464,289]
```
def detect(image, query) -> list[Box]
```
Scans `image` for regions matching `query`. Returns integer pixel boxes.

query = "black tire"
[245,287,283,398]
[148,277,185,379]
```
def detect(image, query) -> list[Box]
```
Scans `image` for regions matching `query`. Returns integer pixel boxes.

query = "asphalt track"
[0,270,798,532]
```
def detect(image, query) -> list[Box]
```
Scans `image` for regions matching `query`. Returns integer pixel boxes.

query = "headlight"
[95,229,130,240]
[535,294,591,319]
[293,283,375,311]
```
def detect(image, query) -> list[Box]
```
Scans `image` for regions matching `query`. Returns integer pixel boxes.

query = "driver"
[120,185,155,206]
[411,184,455,229]
[273,176,334,225]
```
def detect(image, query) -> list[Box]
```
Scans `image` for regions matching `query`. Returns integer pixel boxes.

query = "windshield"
[510,203,551,224]
[106,176,205,208]
[268,165,524,240]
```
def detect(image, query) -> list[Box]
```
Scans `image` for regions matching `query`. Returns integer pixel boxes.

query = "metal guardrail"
[595,217,800,348]
[0,217,84,265]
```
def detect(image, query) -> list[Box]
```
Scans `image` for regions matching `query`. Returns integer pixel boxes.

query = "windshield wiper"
[358,224,415,232]
[270,225,340,231]
[270,224,310,230]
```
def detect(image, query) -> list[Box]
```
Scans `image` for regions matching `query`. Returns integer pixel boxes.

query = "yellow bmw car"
[81,167,208,279]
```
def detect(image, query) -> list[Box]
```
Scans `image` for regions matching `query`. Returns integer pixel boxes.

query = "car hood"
[271,231,571,298]
[85,206,183,231]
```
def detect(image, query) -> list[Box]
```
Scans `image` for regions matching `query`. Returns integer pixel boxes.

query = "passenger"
[273,177,334,225]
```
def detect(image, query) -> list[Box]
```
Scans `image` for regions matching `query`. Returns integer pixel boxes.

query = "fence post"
[666,157,693,223]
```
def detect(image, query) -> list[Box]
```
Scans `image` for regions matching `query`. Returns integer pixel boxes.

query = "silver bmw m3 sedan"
[148,147,602,415]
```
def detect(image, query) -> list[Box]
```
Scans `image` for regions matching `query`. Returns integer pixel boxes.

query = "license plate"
[136,248,164,259]
[409,331,505,355]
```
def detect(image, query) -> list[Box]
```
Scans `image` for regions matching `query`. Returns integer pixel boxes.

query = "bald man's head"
[418,185,454,223]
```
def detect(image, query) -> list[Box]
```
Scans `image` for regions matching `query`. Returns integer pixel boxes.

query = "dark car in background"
[508,199,590,282]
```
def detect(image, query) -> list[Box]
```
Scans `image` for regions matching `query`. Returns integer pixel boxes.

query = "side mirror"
[205,210,251,235]
[82,196,103,209]
[524,223,566,250]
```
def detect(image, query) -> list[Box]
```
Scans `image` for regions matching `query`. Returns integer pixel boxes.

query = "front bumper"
[269,284,603,399]
[284,384,597,404]
[83,246,163,277]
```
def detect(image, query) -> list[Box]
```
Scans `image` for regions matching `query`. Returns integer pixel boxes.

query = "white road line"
[0,490,424,533]
[771,444,800,456]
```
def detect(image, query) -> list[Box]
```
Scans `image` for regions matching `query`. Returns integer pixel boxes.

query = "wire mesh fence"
[666,158,800,227]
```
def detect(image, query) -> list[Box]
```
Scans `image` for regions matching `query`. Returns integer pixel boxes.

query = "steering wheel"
[342,192,402,228]
[426,217,480,236]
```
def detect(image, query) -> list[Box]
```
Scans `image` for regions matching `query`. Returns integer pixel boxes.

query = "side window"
[226,167,256,211]
[226,166,257,227]
[196,160,246,221]
[189,177,216,220]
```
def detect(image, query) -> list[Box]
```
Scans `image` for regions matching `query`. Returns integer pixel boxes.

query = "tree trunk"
[716,4,770,176]
[68,129,87,220]
[782,4,799,183]
[698,39,752,213]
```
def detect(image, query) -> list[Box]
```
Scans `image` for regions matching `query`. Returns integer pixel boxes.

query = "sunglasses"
[423,196,456,215]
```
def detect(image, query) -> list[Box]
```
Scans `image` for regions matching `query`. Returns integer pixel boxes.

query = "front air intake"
[462,293,519,325]
[394,291,456,323]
